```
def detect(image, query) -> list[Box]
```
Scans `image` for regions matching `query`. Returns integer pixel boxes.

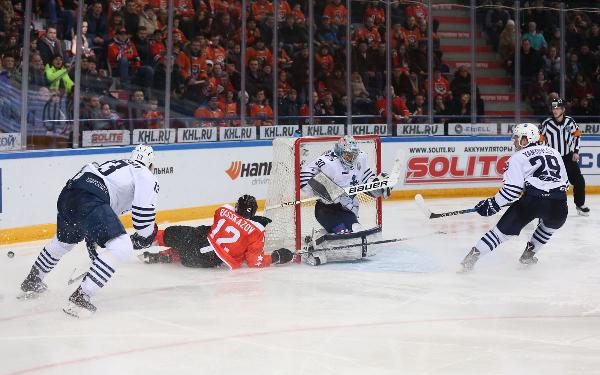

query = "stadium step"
[480,94,515,102]
[486,110,533,117]
[476,76,512,85]
[435,15,470,24]
[440,45,493,53]
[479,84,515,94]
[485,101,530,111]
[446,61,504,70]
[443,52,498,61]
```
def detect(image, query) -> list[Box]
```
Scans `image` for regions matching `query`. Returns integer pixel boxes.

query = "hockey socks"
[529,221,557,252]
[474,226,508,254]
[32,237,75,278]
[80,254,115,297]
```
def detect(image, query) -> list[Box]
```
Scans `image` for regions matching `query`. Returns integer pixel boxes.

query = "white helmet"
[513,123,540,148]
[130,144,155,167]
[334,135,360,167]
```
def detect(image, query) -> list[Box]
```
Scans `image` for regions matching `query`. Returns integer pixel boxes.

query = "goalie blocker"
[303,226,382,266]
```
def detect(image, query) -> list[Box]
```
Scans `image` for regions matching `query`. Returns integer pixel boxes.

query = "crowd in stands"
[486,0,600,118]
[7,0,600,139]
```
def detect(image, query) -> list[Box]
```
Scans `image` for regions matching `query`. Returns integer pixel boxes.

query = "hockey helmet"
[334,135,360,167]
[236,194,257,219]
[130,144,155,167]
[551,98,565,109]
[513,123,540,148]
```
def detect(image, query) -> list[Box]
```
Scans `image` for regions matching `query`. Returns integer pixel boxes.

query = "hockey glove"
[271,248,294,264]
[475,197,500,217]
[131,223,158,250]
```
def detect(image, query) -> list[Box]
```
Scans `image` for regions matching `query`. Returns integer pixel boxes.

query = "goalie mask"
[236,194,257,219]
[334,135,360,168]
[512,123,540,150]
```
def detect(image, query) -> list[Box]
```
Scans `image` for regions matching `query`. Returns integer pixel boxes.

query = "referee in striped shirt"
[540,98,589,216]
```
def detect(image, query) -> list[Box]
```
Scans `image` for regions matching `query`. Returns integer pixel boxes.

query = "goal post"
[263,136,382,252]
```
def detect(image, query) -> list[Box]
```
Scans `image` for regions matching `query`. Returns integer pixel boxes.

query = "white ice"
[1,196,600,375]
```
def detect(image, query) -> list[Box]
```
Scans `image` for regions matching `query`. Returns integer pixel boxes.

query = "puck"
[7,251,14,258]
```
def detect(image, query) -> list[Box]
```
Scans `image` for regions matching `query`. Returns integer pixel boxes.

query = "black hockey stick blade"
[414,194,476,219]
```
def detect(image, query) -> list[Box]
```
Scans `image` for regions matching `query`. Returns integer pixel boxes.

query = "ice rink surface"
[1,196,600,375]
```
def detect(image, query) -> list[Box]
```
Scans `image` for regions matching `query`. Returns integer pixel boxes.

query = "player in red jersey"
[143,195,293,269]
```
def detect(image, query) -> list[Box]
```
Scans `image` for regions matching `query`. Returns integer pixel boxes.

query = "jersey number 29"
[530,155,561,182]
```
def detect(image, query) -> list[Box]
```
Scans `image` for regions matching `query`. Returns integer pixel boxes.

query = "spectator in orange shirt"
[142,97,164,128]
[323,0,347,27]
[424,69,450,98]
[277,0,292,22]
[364,1,385,27]
[251,0,273,23]
[194,96,225,127]
[355,16,381,47]
[220,90,239,126]
[316,45,335,77]
[206,35,227,65]
[246,39,273,67]
[375,86,410,124]
[107,28,141,85]
[292,4,306,24]
[249,89,273,125]
[405,0,428,28]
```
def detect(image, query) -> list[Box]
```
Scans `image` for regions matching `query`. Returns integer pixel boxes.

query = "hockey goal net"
[263,136,382,252]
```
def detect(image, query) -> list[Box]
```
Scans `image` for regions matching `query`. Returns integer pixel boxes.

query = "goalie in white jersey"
[19,144,159,317]
[300,135,392,234]
[460,123,569,272]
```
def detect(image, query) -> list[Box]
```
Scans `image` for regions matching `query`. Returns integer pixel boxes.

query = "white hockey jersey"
[300,150,375,213]
[494,144,569,206]
[81,160,159,237]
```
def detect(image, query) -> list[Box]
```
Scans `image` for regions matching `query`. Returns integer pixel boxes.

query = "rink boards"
[2,136,600,243]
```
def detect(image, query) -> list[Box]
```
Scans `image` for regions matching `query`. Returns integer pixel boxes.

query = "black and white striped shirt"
[540,115,581,156]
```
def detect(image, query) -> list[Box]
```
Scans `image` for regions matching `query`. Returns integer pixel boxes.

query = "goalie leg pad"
[303,227,382,265]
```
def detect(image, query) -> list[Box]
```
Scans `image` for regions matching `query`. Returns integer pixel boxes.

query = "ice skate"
[519,242,538,265]
[63,287,97,318]
[18,267,48,300]
[459,247,480,273]
[576,205,590,216]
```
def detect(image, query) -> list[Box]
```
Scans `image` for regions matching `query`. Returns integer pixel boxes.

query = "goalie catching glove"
[271,248,294,264]
[131,223,158,250]
[366,173,393,199]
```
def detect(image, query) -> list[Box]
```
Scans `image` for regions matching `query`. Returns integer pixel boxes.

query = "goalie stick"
[296,230,446,255]
[414,194,476,219]
[266,149,405,210]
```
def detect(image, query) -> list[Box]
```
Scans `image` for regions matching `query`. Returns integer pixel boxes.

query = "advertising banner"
[579,123,600,135]
[0,133,21,151]
[303,124,344,137]
[448,123,498,136]
[350,124,389,136]
[177,127,218,143]
[82,130,130,147]
[396,124,444,136]
[132,129,176,144]
[219,126,257,141]
[259,125,299,139]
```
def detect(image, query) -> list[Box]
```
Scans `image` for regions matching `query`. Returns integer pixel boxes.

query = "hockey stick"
[296,230,446,255]
[266,149,405,210]
[414,194,476,219]
[68,269,86,285]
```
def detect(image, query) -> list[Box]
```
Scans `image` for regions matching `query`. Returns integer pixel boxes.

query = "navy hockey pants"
[56,175,126,247]
[496,193,568,236]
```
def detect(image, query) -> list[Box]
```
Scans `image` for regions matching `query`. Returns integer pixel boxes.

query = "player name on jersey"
[133,129,176,144]
[259,125,299,139]
[218,208,256,235]
[82,130,131,147]
[177,127,218,142]
[350,124,389,136]
[219,126,257,141]
[396,124,444,136]
[303,124,344,137]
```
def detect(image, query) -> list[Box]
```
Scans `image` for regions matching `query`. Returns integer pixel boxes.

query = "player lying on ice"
[460,123,570,272]
[143,194,294,269]
[299,135,395,266]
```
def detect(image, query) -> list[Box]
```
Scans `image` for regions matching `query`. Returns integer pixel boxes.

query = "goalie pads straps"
[304,226,382,265]
[307,172,347,203]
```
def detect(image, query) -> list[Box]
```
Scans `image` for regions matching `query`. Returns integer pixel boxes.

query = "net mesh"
[264,137,381,252]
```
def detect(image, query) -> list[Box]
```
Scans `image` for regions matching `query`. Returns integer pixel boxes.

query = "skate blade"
[63,303,94,318]
[577,211,590,217]
[16,291,43,300]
